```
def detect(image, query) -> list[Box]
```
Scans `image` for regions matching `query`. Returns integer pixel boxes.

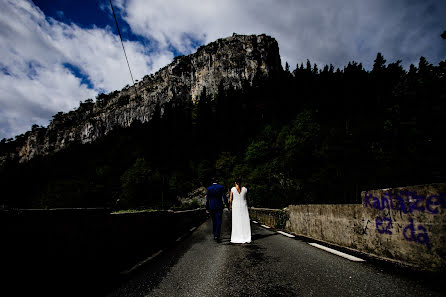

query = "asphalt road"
[107,210,444,297]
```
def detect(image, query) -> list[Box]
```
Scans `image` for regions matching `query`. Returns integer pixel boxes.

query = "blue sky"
[0,0,445,140]
[32,0,152,90]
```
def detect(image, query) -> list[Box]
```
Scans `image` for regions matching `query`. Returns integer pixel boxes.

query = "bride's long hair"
[235,176,242,191]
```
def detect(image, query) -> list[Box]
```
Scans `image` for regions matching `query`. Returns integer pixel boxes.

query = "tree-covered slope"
[1,51,445,209]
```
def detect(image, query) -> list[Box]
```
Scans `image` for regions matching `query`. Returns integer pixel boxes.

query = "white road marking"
[261,224,271,229]
[176,226,197,242]
[252,220,258,224]
[308,243,365,262]
[121,250,164,275]
[277,231,295,238]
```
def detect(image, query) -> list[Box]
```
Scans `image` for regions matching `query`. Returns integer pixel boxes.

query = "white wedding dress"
[230,187,251,243]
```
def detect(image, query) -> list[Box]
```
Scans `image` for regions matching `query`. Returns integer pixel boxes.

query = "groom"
[206,178,229,242]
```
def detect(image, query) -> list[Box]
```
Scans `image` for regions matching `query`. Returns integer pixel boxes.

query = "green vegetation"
[111,209,157,214]
[1,53,445,209]
[274,210,290,229]
[170,199,201,211]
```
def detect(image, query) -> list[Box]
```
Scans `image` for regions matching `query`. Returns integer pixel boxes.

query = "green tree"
[372,52,386,74]
[120,158,162,208]
[244,140,271,164]
[197,159,213,185]
[215,152,236,186]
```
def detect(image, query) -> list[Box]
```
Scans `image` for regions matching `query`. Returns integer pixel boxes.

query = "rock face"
[177,187,208,208]
[0,34,282,165]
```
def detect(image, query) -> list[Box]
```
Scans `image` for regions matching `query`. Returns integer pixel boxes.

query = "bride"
[229,177,251,243]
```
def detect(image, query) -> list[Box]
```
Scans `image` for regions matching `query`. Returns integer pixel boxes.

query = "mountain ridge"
[0,34,282,166]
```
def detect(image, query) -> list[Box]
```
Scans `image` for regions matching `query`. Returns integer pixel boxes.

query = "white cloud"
[0,0,173,139]
[121,0,446,70]
[0,63,96,138]
[1,0,445,139]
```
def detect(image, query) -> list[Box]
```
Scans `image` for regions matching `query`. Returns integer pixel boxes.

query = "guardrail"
[249,183,446,272]
[1,208,207,295]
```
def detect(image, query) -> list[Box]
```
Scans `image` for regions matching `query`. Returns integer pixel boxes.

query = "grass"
[111,209,158,214]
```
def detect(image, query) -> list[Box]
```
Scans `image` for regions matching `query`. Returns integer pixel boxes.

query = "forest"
[0,53,445,209]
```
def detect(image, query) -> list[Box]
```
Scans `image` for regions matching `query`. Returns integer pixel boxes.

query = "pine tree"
[372,52,386,74]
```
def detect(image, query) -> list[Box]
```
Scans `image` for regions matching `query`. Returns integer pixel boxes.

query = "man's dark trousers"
[206,183,228,240]
[210,210,223,239]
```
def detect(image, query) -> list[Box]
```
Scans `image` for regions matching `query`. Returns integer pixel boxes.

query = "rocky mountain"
[0,34,282,166]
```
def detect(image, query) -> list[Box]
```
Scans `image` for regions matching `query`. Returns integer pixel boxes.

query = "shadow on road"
[251,232,278,241]
[218,225,278,245]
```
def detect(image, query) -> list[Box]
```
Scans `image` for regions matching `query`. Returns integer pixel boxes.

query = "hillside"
[0,34,282,165]
[0,35,445,210]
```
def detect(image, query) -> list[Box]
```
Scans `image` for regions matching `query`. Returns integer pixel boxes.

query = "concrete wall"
[1,208,207,295]
[250,183,446,271]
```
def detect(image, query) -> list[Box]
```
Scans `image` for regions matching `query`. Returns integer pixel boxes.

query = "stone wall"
[250,183,446,271]
[2,208,207,295]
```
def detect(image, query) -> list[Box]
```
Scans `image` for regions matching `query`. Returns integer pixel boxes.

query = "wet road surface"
[107,210,444,297]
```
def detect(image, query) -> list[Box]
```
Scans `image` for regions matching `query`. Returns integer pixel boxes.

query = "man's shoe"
[214,236,218,241]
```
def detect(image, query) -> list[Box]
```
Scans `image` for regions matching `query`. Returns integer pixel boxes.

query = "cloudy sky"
[0,0,445,140]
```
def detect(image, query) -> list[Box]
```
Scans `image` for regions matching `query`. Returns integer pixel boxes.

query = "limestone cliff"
[0,34,282,165]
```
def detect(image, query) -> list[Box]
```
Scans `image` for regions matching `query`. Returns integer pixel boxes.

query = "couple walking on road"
[205,177,251,244]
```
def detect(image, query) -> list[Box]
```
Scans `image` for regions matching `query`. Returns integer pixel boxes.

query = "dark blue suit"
[206,183,228,239]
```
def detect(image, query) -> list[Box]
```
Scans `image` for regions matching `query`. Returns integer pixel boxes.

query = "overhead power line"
[109,0,135,86]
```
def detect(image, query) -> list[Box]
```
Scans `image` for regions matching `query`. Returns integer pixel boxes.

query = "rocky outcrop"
[0,34,282,165]
[177,187,207,208]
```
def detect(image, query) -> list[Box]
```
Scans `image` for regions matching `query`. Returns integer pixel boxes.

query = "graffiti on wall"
[363,190,445,249]
[353,218,371,235]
